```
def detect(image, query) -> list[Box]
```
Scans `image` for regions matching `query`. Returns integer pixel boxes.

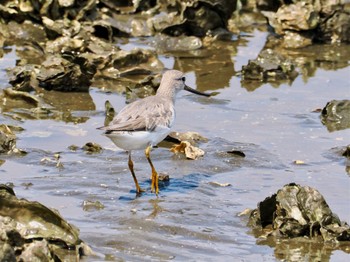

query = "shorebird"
[98,70,210,195]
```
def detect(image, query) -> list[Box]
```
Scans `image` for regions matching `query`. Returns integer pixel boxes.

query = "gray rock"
[321,99,350,132]
[248,183,350,243]
[0,185,92,260]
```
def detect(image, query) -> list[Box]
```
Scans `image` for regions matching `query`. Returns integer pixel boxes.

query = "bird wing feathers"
[100,96,174,133]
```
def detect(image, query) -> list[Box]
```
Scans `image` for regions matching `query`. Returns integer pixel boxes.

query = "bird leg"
[145,146,159,195]
[128,152,144,194]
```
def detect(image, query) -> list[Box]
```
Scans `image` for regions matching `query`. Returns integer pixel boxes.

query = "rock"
[241,48,298,88]
[0,238,16,262]
[150,0,237,37]
[42,17,82,38]
[8,65,39,92]
[261,0,350,46]
[5,20,47,45]
[166,131,208,145]
[321,99,350,132]
[0,0,98,22]
[256,0,282,12]
[111,49,163,78]
[282,30,313,49]
[342,145,350,158]
[18,240,54,261]
[151,35,202,52]
[0,185,79,245]
[2,88,41,107]
[1,1,165,93]
[2,0,240,97]
[275,2,319,32]
[316,8,350,43]
[103,100,115,126]
[36,54,95,92]
[324,145,350,175]
[0,184,91,260]
[99,0,157,14]
[247,183,350,243]
[0,125,17,154]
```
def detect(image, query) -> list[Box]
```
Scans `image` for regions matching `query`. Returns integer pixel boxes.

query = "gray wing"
[100,96,174,133]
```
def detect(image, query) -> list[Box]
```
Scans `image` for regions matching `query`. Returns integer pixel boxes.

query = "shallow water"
[1,30,350,261]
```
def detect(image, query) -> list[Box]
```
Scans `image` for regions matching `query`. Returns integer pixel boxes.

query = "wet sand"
[1,31,350,261]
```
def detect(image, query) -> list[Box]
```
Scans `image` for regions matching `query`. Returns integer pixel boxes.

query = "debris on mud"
[208,181,231,187]
[82,200,105,211]
[82,142,103,154]
[68,142,103,154]
[40,153,63,169]
[227,150,245,158]
[293,160,306,165]
[247,183,350,249]
[166,131,207,160]
[171,141,205,160]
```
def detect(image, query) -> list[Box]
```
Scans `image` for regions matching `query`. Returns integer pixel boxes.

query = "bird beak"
[184,85,211,97]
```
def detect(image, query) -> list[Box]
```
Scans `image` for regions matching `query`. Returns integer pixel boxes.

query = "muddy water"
[1,31,350,261]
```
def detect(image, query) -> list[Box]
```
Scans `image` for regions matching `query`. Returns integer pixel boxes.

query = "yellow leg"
[145,146,159,195]
[128,152,144,194]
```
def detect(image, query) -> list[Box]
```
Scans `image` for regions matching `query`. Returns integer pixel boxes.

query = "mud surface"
[1,31,350,261]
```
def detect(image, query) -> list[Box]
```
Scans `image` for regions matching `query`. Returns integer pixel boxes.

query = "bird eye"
[182,77,186,82]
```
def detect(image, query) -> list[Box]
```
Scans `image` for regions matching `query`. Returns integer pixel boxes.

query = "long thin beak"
[184,85,211,97]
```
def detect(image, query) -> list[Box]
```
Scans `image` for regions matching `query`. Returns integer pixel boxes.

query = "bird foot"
[135,187,146,196]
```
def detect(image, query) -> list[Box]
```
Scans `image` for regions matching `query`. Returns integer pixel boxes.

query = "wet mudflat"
[1,30,350,262]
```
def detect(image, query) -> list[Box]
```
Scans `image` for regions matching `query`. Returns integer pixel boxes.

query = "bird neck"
[156,82,177,102]
[156,91,176,105]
